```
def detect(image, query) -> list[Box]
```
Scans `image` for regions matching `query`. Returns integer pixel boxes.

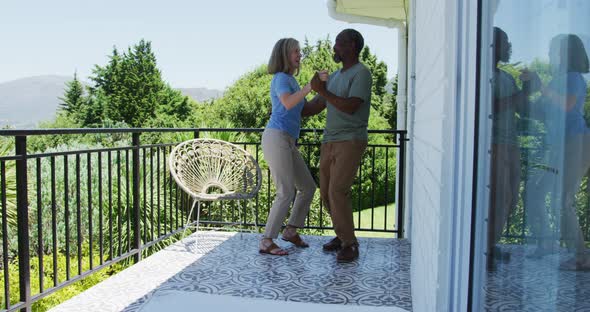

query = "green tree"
[206,66,272,129]
[59,73,85,117]
[380,76,398,129]
[88,40,190,127]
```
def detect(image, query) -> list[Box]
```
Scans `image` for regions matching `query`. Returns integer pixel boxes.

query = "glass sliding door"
[474,0,590,310]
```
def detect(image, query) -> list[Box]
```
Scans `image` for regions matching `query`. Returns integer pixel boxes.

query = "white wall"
[407,0,478,310]
[407,0,448,310]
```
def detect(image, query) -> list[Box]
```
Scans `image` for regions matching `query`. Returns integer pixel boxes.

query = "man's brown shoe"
[322,237,342,251]
[337,244,359,262]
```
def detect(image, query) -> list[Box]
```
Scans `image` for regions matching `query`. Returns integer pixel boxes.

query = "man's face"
[333,32,354,63]
[494,32,511,63]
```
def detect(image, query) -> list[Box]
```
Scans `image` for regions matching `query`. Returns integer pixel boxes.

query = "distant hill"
[0,75,73,128]
[0,76,224,128]
[177,87,223,102]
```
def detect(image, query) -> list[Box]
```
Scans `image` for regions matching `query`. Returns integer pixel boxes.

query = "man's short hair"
[342,29,364,56]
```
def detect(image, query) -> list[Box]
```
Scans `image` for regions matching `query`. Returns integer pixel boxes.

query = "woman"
[525,34,590,270]
[259,38,316,255]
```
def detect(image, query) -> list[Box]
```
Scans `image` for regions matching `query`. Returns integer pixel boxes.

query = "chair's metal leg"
[195,201,201,248]
[183,199,198,239]
[250,200,258,233]
[240,199,244,239]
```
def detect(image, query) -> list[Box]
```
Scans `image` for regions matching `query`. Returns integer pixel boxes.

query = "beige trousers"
[525,133,590,255]
[261,129,316,238]
[320,140,367,247]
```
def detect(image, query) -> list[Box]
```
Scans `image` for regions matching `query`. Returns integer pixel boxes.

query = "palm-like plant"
[0,139,16,226]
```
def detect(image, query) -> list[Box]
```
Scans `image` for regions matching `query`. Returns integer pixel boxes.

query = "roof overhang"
[326,0,408,28]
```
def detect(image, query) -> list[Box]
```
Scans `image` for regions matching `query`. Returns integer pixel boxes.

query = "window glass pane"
[477,0,590,310]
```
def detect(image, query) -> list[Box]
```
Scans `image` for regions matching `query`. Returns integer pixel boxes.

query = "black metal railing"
[0,127,407,311]
[499,145,590,243]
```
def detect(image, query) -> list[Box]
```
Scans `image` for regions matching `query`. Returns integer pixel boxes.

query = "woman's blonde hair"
[267,38,300,75]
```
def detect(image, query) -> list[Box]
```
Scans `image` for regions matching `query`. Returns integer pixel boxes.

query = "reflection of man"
[302,29,372,262]
[487,27,538,269]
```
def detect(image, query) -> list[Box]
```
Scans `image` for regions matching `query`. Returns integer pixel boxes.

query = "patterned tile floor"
[484,244,590,311]
[50,232,412,312]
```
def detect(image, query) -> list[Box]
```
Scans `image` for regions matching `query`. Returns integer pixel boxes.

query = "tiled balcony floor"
[49,232,412,312]
[485,244,590,311]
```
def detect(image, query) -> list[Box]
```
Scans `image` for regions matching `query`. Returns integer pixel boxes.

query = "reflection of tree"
[497,59,590,243]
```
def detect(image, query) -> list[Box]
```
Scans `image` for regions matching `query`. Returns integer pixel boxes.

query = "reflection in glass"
[479,1,590,311]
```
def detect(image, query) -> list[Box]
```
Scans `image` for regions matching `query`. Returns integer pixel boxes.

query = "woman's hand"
[318,70,329,82]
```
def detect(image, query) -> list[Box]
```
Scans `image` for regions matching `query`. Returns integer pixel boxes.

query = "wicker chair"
[169,138,262,244]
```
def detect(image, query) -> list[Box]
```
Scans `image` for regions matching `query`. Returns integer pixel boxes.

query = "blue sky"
[0,0,399,90]
[493,0,590,68]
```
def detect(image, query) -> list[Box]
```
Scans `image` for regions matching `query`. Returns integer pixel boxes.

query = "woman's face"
[549,37,564,70]
[549,42,560,67]
[288,46,302,73]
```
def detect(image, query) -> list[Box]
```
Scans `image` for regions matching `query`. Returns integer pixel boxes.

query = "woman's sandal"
[259,241,288,256]
[281,233,309,248]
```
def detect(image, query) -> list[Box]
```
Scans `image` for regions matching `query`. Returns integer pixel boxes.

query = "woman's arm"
[279,83,312,110]
[542,88,578,112]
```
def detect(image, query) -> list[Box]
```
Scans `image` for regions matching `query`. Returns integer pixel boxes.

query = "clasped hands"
[519,68,542,94]
[310,70,329,95]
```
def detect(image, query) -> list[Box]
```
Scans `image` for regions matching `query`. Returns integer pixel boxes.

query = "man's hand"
[310,72,327,95]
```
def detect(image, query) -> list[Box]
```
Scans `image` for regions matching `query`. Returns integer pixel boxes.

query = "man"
[303,29,372,262]
[487,27,540,269]
[487,27,521,267]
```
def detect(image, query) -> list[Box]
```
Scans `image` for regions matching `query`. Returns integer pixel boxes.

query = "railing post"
[15,136,31,311]
[132,133,141,262]
[397,131,406,239]
[193,129,200,139]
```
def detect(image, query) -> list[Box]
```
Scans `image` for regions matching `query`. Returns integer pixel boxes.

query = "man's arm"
[493,90,528,114]
[301,95,327,117]
[317,91,363,115]
[493,69,541,115]
[310,71,367,115]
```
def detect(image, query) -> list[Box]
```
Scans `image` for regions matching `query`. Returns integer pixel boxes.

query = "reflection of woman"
[259,38,316,256]
[525,34,590,270]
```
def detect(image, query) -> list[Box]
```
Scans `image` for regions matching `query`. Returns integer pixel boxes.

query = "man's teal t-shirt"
[322,62,372,142]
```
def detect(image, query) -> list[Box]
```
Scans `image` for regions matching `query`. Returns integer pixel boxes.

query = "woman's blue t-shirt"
[548,72,589,135]
[266,72,305,139]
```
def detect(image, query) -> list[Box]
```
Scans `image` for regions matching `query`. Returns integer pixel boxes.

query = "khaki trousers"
[320,140,367,247]
[487,143,521,254]
[262,129,316,238]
